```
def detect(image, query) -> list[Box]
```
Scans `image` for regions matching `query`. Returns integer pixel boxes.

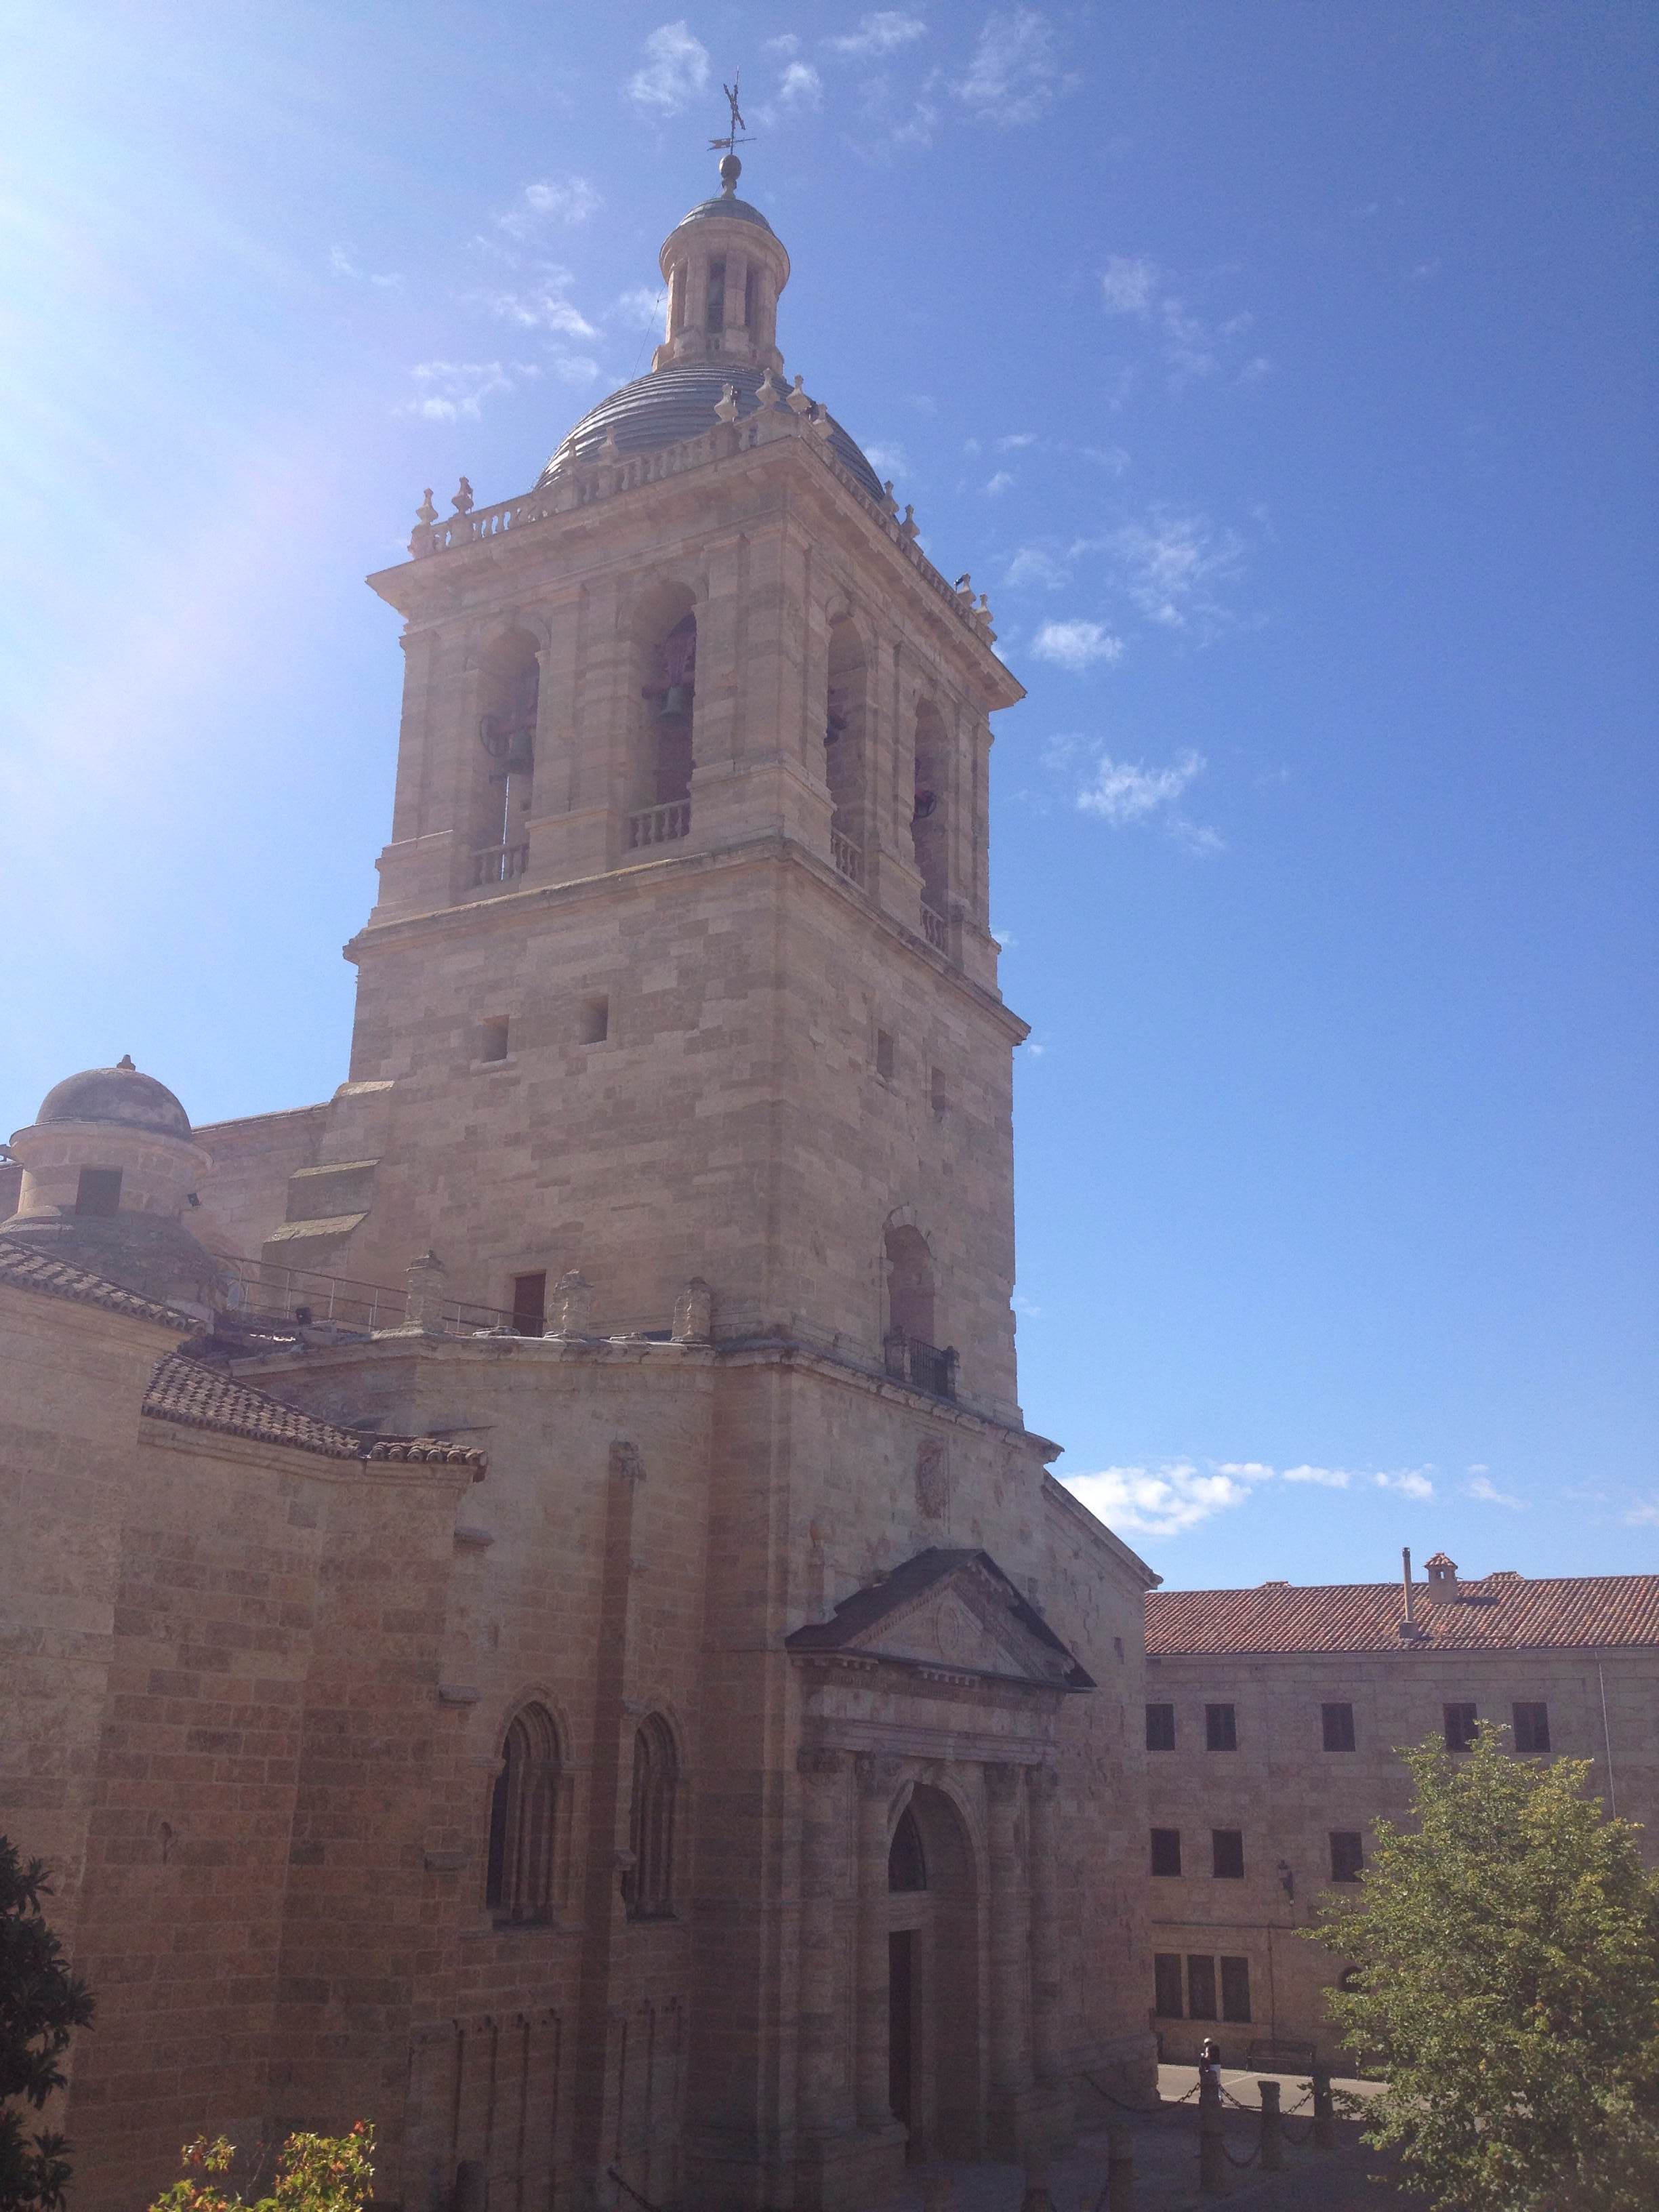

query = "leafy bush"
[149,2125,375,2212]
[0,1837,94,2212]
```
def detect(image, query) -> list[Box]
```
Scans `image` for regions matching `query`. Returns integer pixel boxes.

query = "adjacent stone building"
[0,156,1157,2212]
[1142,1554,1659,2064]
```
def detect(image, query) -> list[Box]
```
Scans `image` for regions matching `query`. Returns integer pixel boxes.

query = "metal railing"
[883,1330,958,1399]
[830,830,864,885]
[211,1254,514,1340]
[628,800,691,850]
[472,841,529,886]
[922,903,949,953]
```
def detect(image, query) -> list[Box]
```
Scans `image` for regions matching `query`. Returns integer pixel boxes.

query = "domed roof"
[537,362,884,501]
[35,1058,192,1139]
[672,193,774,234]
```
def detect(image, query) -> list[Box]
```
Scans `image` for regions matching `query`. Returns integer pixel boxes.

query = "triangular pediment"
[785,1548,1094,1692]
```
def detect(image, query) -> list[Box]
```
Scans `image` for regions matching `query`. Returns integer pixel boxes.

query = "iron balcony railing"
[883,1330,958,1399]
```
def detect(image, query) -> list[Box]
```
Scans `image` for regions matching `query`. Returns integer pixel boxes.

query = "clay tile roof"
[142,1352,487,1474]
[0,1235,192,1330]
[1147,1576,1659,1656]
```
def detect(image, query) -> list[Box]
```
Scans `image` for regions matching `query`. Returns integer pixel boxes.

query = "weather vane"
[709,75,753,154]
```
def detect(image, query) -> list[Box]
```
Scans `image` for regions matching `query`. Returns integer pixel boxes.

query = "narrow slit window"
[1220,1957,1252,2023]
[74,1167,123,1217]
[1150,1827,1181,1877]
[1153,1953,1184,2018]
[1186,1956,1217,2020]
[479,1015,510,1063]
[930,1067,949,1119]
[705,258,725,332]
[875,1029,895,1081]
[511,1271,547,1337]
[581,996,609,1046]
[1206,1703,1237,1752]
[1145,1703,1176,1751]
[1322,1702,1356,1752]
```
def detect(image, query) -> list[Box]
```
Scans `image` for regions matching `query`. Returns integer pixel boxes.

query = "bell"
[659,683,693,718]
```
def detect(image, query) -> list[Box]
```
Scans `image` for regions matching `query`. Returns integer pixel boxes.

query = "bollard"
[1311,2065,1336,2152]
[1105,2117,1135,2212]
[1198,2069,1226,2196]
[1258,2078,1284,2172]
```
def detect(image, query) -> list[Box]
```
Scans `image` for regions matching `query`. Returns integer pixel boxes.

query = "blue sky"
[3,3,1654,1586]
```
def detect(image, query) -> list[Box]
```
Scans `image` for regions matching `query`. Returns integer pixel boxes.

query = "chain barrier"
[1080,2068,1198,2123]
[1220,2135,1261,2170]
[606,2167,667,2212]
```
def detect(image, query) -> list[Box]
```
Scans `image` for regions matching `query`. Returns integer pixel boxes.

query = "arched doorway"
[886,1783,981,2159]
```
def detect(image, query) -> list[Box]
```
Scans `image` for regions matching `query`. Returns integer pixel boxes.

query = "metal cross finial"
[708,74,752,152]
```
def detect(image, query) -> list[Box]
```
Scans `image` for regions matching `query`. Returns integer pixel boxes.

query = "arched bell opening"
[825,615,869,878]
[474,627,540,881]
[886,1783,982,2161]
[628,582,699,844]
[912,697,949,926]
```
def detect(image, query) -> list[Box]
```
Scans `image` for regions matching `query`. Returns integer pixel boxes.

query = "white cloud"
[478,279,598,340]
[627,21,711,114]
[861,438,908,476]
[998,431,1038,450]
[400,361,515,422]
[497,177,602,237]
[777,60,824,107]
[1005,545,1069,590]
[1076,748,1200,826]
[1031,619,1124,672]
[1065,1462,1257,1539]
[1107,510,1244,632]
[613,284,670,331]
[1469,1475,1526,1510]
[985,470,1016,495]
[766,34,802,55]
[1627,1501,1659,1527]
[1083,443,1132,474]
[1282,1464,1354,1488]
[954,8,1071,127]
[546,353,600,386]
[330,246,401,288]
[825,11,928,57]
[1214,1462,1275,1482]
[1374,1470,1435,1500]
[1100,255,1158,314]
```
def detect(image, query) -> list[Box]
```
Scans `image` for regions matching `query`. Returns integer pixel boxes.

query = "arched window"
[474,628,539,884]
[623,1714,678,1921]
[825,617,868,879]
[485,1702,560,1923]
[630,585,698,844]
[888,1805,928,1892]
[912,697,949,922]
[884,1223,936,1347]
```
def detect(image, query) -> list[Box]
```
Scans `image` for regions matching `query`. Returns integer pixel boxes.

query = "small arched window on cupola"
[485,1702,561,1923]
[825,616,869,883]
[473,628,540,887]
[623,1714,680,1920]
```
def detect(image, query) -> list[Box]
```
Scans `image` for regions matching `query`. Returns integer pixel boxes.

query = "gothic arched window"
[623,1714,679,1921]
[485,1702,560,1923]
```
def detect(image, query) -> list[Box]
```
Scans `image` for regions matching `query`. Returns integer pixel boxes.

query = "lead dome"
[36,1057,192,1139]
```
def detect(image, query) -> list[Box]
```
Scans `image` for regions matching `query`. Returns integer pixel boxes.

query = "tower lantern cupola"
[653,155,789,374]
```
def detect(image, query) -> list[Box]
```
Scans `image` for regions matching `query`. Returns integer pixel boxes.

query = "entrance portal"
[886,1785,981,2159]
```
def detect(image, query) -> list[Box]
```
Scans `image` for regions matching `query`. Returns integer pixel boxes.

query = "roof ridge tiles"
[142,1351,487,1473]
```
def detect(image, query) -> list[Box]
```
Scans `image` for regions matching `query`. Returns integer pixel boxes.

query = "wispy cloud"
[825,10,928,57]
[330,246,401,289]
[476,275,598,340]
[861,438,909,476]
[1031,619,1123,672]
[1074,747,1221,853]
[985,470,1016,495]
[1100,254,1267,388]
[777,60,824,107]
[1375,1469,1435,1500]
[1468,1474,1526,1509]
[1282,1463,1355,1488]
[954,8,1074,127]
[613,284,669,331]
[1626,1500,1659,1527]
[1005,545,1070,590]
[1064,1456,1438,1538]
[1106,510,1245,634]
[497,178,602,237]
[626,21,711,114]
[997,430,1038,450]
[400,361,522,422]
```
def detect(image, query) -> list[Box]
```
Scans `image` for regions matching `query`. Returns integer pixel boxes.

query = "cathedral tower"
[178,157,1153,2212]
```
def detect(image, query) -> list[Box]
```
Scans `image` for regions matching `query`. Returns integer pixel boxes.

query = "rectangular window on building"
[875,1029,896,1080]
[1513,1702,1551,1753]
[1145,1702,1176,1751]
[478,1015,510,1063]
[930,1066,949,1118]
[1220,1957,1252,2023]
[1443,1702,1478,1753]
[581,996,609,1045]
[1150,1828,1182,1877]
[1186,1956,1217,2020]
[1322,1702,1356,1751]
[1206,1703,1237,1752]
[1330,1830,1364,1883]
[1212,1828,1244,1879]
[74,1167,123,1217]
[1153,1953,1185,2018]
[510,1271,547,1337]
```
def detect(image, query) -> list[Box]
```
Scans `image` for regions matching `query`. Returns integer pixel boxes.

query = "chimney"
[1422,1552,1460,1604]
[1398,1547,1427,1641]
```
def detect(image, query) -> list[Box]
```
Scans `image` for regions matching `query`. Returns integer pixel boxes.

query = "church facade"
[1,160,1155,2212]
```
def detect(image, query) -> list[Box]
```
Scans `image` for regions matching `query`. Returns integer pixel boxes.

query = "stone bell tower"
[187,151,1153,2212]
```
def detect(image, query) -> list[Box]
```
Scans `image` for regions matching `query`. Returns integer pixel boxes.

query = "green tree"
[0,1837,94,2212]
[1310,1723,1659,2211]
[149,2124,374,2212]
